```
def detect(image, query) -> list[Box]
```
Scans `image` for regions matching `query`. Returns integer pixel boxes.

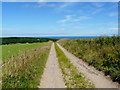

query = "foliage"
[0,37,58,45]
[55,43,94,88]
[2,42,52,88]
[58,36,120,84]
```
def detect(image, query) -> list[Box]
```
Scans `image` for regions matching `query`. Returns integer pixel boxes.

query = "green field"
[2,42,52,88]
[58,36,120,84]
[2,43,45,62]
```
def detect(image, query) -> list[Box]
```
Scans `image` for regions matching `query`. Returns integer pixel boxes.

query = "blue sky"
[2,2,118,37]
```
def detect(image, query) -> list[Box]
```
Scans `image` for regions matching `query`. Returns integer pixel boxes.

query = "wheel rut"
[38,43,65,88]
[57,43,119,88]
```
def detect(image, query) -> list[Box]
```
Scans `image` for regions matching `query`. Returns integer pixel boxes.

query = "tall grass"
[58,36,120,84]
[2,41,52,88]
[55,43,94,88]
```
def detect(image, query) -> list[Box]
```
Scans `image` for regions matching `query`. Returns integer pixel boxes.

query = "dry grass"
[2,41,52,88]
[58,36,120,84]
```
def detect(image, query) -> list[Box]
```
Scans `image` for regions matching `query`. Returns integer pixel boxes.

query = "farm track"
[57,43,119,88]
[38,43,65,88]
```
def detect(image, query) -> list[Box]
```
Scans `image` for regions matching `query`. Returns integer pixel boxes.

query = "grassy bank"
[2,42,45,62]
[55,43,94,88]
[58,36,120,83]
[2,42,52,88]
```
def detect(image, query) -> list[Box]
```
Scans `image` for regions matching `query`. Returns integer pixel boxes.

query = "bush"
[58,36,120,84]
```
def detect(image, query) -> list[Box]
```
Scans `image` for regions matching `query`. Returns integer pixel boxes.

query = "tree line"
[0,37,58,45]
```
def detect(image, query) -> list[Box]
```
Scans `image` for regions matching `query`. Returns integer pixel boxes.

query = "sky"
[2,2,118,37]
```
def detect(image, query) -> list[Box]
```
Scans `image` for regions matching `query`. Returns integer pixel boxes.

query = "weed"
[2,42,52,88]
[55,43,94,88]
[58,36,120,83]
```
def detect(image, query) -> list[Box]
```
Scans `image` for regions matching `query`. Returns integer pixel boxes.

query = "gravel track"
[38,43,65,88]
[57,43,119,88]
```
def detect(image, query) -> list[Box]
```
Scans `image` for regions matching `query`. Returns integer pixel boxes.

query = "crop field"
[58,36,120,84]
[2,43,46,62]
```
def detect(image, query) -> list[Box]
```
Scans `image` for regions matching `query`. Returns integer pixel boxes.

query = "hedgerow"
[58,36,120,83]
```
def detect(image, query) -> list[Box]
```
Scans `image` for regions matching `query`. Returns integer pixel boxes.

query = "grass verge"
[55,43,94,88]
[2,41,52,88]
[58,37,120,83]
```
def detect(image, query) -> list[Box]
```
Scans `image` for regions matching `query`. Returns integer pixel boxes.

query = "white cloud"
[59,2,73,9]
[73,16,92,22]
[22,2,56,8]
[92,2,105,7]
[2,28,15,31]
[91,8,104,15]
[55,2,76,13]
[33,3,46,8]
[110,2,118,9]
[38,0,45,2]
[108,12,118,17]
[58,15,73,23]
[110,28,119,30]
[59,28,65,31]
[57,15,92,23]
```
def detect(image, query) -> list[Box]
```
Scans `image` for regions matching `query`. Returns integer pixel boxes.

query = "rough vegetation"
[55,43,94,88]
[2,42,52,88]
[58,36,120,84]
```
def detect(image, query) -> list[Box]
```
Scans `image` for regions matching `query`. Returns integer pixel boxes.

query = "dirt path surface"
[38,43,66,88]
[57,43,119,88]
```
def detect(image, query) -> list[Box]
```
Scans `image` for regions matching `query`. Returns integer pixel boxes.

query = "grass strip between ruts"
[55,43,95,88]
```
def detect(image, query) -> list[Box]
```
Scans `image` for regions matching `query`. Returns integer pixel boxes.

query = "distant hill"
[0,37,58,45]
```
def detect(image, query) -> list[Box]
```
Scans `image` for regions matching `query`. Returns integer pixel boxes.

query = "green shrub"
[58,36,120,84]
